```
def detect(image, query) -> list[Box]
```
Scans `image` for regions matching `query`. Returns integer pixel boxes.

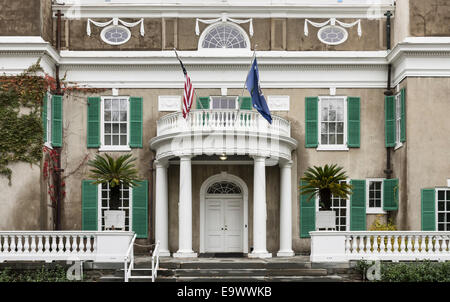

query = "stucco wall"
[63,17,385,51]
[393,0,410,46]
[0,163,43,230]
[404,77,450,230]
[0,0,41,36]
[410,0,450,37]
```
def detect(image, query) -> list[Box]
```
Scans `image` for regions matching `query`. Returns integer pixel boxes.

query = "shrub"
[0,265,74,282]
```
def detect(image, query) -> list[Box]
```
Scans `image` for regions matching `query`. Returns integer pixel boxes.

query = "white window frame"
[44,92,52,148]
[99,96,131,152]
[97,183,133,232]
[317,25,349,46]
[436,187,450,232]
[394,92,403,150]
[209,96,239,110]
[100,25,132,46]
[315,179,350,231]
[317,96,349,151]
[198,22,251,51]
[366,178,386,214]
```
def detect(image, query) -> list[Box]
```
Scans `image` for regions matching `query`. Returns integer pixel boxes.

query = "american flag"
[175,51,195,119]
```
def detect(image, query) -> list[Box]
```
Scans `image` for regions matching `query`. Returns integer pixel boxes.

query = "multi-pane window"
[395,92,402,148]
[437,189,450,231]
[99,183,131,231]
[102,97,129,148]
[200,23,248,49]
[318,96,346,148]
[330,185,349,231]
[366,179,384,213]
[316,180,349,231]
[210,96,238,109]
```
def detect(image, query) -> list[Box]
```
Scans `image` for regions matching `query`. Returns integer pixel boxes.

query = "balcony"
[150,109,297,164]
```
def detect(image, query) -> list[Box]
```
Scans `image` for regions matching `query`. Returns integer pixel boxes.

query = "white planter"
[104,210,126,230]
[316,210,336,230]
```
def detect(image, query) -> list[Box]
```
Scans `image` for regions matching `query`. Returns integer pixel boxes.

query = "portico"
[150,109,297,258]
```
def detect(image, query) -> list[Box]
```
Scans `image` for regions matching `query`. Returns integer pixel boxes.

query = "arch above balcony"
[149,109,297,165]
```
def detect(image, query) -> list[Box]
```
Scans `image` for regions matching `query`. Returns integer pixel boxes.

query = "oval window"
[318,25,348,45]
[101,25,131,45]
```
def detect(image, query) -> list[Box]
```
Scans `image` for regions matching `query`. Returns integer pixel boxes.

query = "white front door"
[205,197,243,252]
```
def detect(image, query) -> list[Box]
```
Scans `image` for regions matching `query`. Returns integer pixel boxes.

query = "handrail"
[123,233,137,282]
[151,240,160,282]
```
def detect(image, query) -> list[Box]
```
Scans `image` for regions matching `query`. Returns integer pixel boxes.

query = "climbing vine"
[0,62,48,184]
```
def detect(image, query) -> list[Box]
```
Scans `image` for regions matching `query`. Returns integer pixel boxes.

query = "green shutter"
[239,96,252,110]
[132,180,148,239]
[385,95,396,147]
[129,97,143,148]
[196,97,210,109]
[300,180,316,238]
[347,97,360,148]
[400,88,406,142]
[42,93,48,143]
[350,180,366,231]
[383,178,399,211]
[82,180,98,231]
[51,95,63,147]
[305,97,318,148]
[421,188,436,231]
[87,97,101,148]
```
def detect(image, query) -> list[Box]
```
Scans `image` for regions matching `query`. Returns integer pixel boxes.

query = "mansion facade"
[0,0,449,258]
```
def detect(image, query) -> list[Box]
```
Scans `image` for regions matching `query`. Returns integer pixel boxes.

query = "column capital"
[252,155,267,163]
[154,160,169,169]
[280,160,293,169]
[179,155,193,161]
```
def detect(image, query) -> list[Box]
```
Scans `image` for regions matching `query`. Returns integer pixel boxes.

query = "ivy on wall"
[0,62,48,184]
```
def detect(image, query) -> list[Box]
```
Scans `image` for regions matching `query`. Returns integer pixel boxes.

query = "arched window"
[207,181,242,194]
[199,22,250,50]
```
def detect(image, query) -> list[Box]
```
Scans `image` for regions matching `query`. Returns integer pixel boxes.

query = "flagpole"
[233,45,257,125]
[173,48,206,113]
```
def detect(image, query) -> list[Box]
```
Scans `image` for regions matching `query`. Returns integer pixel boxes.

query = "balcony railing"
[310,231,450,262]
[0,231,134,263]
[157,109,290,137]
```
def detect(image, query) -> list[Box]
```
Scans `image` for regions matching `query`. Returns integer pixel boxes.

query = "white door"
[205,197,243,252]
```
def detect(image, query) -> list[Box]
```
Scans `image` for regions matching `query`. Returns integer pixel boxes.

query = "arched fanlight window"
[199,22,250,50]
[207,181,242,194]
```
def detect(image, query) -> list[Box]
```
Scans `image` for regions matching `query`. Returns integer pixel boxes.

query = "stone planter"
[316,210,336,230]
[104,210,126,230]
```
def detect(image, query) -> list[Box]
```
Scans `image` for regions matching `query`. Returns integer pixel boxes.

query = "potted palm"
[300,164,353,230]
[87,153,140,230]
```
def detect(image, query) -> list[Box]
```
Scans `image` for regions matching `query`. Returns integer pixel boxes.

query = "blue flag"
[245,58,272,124]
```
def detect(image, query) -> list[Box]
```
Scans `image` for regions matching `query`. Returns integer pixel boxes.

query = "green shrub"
[0,265,74,282]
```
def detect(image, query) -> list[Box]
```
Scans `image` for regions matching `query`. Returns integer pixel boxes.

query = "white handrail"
[123,233,137,282]
[151,240,160,282]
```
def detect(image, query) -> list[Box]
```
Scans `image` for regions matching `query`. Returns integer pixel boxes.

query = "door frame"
[200,172,248,254]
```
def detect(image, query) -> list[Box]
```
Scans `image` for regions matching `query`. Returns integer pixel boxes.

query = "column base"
[173,251,198,258]
[158,250,171,257]
[248,251,272,259]
[276,250,295,257]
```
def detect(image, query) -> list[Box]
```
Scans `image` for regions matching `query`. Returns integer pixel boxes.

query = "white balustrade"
[156,109,291,137]
[0,231,134,263]
[310,231,450,262]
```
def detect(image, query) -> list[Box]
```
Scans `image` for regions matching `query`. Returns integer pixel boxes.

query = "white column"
[277,161,294,257]
[173,155,197,258]
[249,156,272,258]
[155,161,170,257]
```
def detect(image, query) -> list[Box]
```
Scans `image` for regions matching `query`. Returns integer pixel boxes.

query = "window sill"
[394,142,403,151]
[316,145,349,151]
[98,146,132,152]
[43,142,53,149]
[366,209,387,215]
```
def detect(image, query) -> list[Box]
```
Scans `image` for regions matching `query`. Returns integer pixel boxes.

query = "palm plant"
[300,164,353,211]
[87,153,140,210]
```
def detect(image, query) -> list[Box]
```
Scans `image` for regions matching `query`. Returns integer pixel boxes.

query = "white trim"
[199,172,249,254]
[317,96,348,151]
[366,178,386,214]
[436,188,450,231]
[100,25,132,46]
[97,183,133,232]
[394,91,403,150]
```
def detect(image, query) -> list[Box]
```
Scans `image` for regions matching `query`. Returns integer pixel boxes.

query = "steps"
[98,258,361,282]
